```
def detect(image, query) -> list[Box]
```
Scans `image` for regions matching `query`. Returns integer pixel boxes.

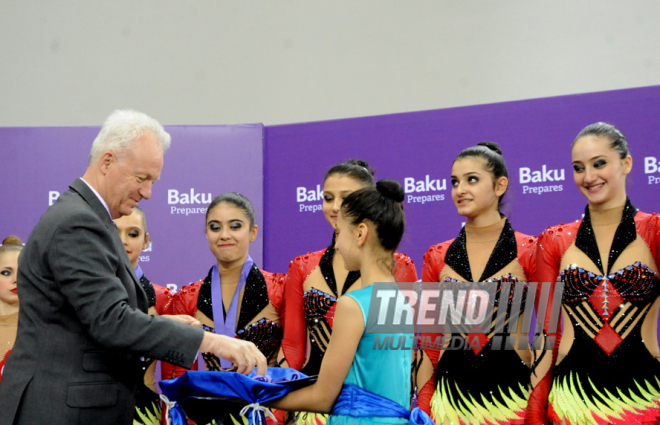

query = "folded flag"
[159,367,315,425]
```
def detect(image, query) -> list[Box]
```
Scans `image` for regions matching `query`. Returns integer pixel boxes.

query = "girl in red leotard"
[527,123,660,425]
[417,142,537,425]
[172,192,286,425]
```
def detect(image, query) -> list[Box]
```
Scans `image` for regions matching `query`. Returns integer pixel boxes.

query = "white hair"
[88,110,171,166]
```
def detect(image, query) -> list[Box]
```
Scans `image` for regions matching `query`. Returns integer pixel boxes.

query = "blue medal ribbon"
[134,264,144,280]
[205,255,254,369]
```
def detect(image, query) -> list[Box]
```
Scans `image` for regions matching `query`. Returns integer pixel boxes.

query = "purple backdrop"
[2,86,659,281]
[263,85,660,275]
[0,125,264,290]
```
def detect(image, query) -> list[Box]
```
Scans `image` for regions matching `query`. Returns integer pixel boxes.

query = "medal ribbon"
[134,264,144,280]
[203,255,254,369]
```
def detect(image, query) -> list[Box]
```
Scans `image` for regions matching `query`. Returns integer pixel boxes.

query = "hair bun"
[477,141,502,156]
[346,159,375,176]
[376,179,405,203]
[2,235,23,246]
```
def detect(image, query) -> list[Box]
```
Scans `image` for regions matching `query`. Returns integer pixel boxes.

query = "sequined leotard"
[282,235,418,372]
[528,199,660,425]
[418,218,537,425]
[281,235,417,424]
[139,274,172,315]
[171,263,285,425]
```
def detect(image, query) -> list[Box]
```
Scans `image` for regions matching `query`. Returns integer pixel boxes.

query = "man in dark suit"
[0,110,266,425]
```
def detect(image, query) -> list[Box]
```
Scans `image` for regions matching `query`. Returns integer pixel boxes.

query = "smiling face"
[115,210,149,270]
[451,157,506,219]
[102,132,164,219]
[206,202,258,267]
[0,251,20,307]
[323,174,369,230]
[571,135,632,210]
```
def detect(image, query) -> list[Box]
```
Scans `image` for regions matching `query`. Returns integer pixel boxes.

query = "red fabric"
[163,270,285,381]
[588,280,623,321]
[392,251,419,283]
[281,250,325,370]
[162,271,284,425]
[150,281,176,388]
[172,281,204,318]
[281,250,418,370]
[416,342,440,417]
[0,349,10,386]
[418,231,537,419]
[421,239,454,283]
[527,211,660,424]
[161,281,206,383]
[265,271,287,318]
[526,370,554,425]
[530,220,581,424]
[172,269,285,320]
[417,239,454,418]
[152,282,173,315]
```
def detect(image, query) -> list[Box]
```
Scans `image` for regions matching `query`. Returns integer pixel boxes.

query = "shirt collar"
[80,178,113,220]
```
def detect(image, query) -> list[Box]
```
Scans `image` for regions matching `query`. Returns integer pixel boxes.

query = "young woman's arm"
[416,245,444,417]
[270,295,364,413]
[279,256,308,369]
[526,226,563,425]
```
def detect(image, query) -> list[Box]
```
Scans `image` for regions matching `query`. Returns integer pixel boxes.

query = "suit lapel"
[70,178,148,312]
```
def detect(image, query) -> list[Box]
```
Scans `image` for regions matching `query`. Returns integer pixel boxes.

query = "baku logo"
[519,165,564,195]
[168,189,212,215]
[645,157,660,185]
[296,184,323,213]
[167,189,211,205]
[403,175,446,204]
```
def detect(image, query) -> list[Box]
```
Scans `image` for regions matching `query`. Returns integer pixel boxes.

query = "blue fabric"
[332,384,434,425]
[159,367,309,425]
[330,285,413,424]
[134,264,144,280]
[210,255,254,368]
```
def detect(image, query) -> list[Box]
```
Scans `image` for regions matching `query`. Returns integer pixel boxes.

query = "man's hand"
[199,332,267,376]
[159,314,202,327]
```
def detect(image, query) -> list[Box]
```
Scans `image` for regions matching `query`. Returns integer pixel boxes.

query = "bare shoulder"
[335,294,364,328]
[336,293,361,312]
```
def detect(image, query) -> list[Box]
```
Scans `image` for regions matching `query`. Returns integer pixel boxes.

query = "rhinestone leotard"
[420,219,537,425]
[186,264,284,366]
[430,274,530,425]
[549,262,660,424]
[531,199,660,425]
[172,264,285,425]
[301,240,359,376]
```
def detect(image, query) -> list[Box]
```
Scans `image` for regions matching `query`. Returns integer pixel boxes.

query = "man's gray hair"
[88,110,171,166]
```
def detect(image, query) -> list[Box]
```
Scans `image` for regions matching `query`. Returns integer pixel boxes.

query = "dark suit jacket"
[0,179,204,425]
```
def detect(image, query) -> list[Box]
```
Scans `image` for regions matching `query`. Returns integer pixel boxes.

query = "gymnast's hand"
[199,332,267,376]
[159,314,202,327]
